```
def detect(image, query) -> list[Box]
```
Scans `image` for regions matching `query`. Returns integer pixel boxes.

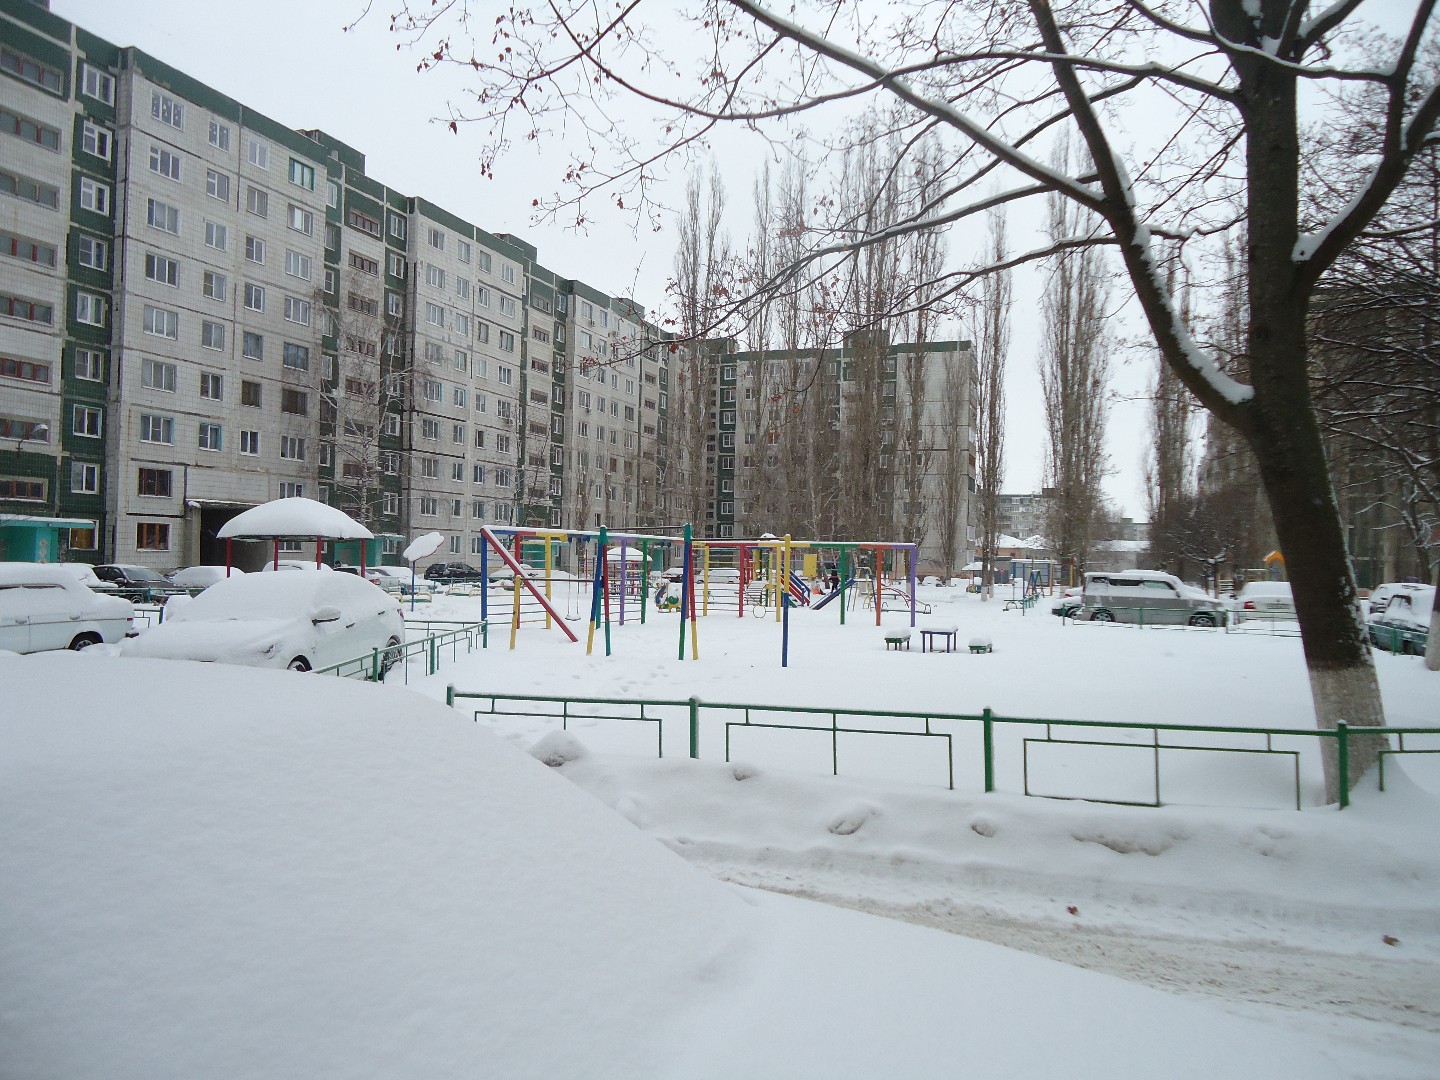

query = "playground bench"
[919,625,959,653]
[883,630,912,651]
[968,636,993,654]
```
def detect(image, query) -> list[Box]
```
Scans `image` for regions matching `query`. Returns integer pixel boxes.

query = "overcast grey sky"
[58,0,1159,520]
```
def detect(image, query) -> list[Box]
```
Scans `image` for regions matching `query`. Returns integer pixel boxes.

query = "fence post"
[429,634,438,676]
[1336,721,1350,809]
[371,647,380,682]
[688,696,700,759]
[983,708,995,793]
[446,684,455,708]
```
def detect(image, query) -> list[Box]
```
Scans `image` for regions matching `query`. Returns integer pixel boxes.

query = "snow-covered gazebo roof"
[217,498,373,541]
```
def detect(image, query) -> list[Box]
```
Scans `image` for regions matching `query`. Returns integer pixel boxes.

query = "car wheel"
[1399,639,1412,655]
[1091,609,1114,623]
[1188,613,1217,627]
[68,632,102,650]
[287,656,311,672]
[381,636,403,678]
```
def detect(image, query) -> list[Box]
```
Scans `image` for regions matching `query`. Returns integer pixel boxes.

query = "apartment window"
[140,414,173,444]
[477,286,491,308]
[284,296,311,326]
[201,372,223,400]
[425,302,445,327]
[428,227,445,250]
[382,414,401,439]
[426,264,445,289]
[425,341,446,365]
[203,270,227,302]
[243,282,265,312]
[81,64,114,104]
[0,169,59,209]
[137,523,170,551]
[198,423,222,451]
[81,122,111,160]
[243,332,263,361]
[347,209,380,237]
[472,463,486,484]
[281,389,308,416]
[421,418,440,441]
[454,387,468,408]
[454,313,470,337]
[74,291,106,327]
[0,356,49,384]
[499,331,515,352]
[149,145,182,182]
[205,220,228,251]
[245,236,266,265]
[456,239,471,263]
[72,461,99,493]
[421,458,439,479]
[326,180,340,209]
[451,462,465,483]
[80,178,111,216]
[151,92,184,129]
[72,404,102,438]
[248,138,269,169]
[240,429,260,455]
[75,349,103,382]
[288,158,315,190]
[349,251,378,276]
[138,468,173,497]
[423,379,444,402]
[380,450,400,475]
[419,497,438,517]
[241,380,262,408]
[288,204,313,235]
[497,364,513,385]
[145,252,179,287]
[501,263,516,285]
[386,251,405,278]
[347,292,377,317]
[280,435,306,460]
[532,327,550,344]
[208,119,230,150]
[386,291,403,317]
[246,186,268,218]
[454,349,469,372]
[142,358,177,393]
[499,295,517,318]
[476,250,493,273]
[143,305,178,339]
[476,322,490,344]
[200,320,225,351]
[325,268,337,295]
[387,212,407,241]
[283,342,310,371]
[75,234,106,270]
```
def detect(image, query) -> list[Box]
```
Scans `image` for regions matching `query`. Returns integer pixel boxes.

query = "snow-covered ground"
[4,582,1437,1077]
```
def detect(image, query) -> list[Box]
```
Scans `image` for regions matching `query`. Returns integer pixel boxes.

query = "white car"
[121,571,405,674]
[1075,570,1228,627]
[1368,582,1429,616]
[1233,581,1295,620]
[0,563,135,653]
[168,565,245,589]
[337,564,432,596]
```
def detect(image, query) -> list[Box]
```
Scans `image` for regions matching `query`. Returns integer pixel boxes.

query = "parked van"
[1075,570,1227,627]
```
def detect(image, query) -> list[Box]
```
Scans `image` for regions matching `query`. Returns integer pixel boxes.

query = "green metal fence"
[314,621,486,684]
[446,687,1439,811]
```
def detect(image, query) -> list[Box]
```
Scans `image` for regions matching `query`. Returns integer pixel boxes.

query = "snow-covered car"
[167,565,244,589]
[93,563,188,597]
[0,563,135,652]
[50,562,117,590]
[1050,586,1084,618]
[258,560,333,573]
[120,571,406,674]
[1232,581,1295,621]
[335,565,432,596]
[1367,581,1428,616]
[1074,570,1227,627]
[1367,585,1434,655]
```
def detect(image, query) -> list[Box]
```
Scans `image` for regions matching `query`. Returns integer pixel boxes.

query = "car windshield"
[123,567,172,584]
[172,573,335,622]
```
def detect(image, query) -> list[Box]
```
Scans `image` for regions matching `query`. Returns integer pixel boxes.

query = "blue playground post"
[781,592,790,667]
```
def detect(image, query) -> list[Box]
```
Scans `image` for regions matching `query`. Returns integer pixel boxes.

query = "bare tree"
[388,0,1440,798]
[669,166,732,531]
[1040,139,1110,580]
[973,208,1011,598]
[1145,262,1198,578]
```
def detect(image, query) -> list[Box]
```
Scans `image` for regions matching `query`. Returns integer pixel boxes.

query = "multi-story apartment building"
[2,0,971,576]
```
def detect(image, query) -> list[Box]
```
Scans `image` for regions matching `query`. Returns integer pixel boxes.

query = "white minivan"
[0,563,135,653]
[1075,570,1228,627]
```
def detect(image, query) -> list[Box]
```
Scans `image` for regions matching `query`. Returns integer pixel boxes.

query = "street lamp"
[11,422,49,452]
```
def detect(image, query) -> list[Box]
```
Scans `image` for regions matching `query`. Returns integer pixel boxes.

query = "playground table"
[883,630,912,651]
[919,625,959,653]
